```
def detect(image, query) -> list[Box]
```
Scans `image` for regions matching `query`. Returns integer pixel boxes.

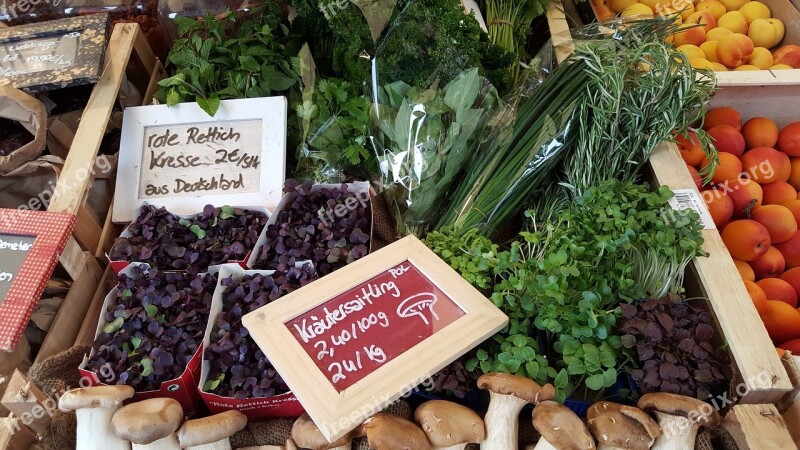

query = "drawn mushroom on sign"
[397,292,440,325]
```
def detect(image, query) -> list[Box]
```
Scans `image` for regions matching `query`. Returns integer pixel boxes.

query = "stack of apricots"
[592,0,800,71]
[678,107,800,354]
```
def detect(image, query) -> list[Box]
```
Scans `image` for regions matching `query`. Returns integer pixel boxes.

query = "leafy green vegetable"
[371,68,501,235]
[435,60,588,235]
[322,0,489,88]
[295,78,376,182]
[426,178,705,401]
[155,4,299,116]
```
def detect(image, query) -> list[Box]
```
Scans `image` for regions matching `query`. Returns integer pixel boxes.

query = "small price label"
[669,188,716,230]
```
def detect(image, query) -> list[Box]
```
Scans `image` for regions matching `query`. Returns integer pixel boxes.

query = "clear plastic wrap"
[355,0,505,236]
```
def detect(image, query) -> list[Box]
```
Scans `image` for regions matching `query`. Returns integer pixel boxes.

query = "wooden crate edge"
[650,143,794,403]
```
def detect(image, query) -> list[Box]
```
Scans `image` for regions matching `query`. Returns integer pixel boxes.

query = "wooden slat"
[0,415,39,450]
[95,199,117,258]
[76,264,115,347]
[141,59,167,107]
[545,1,574,64]
[47,23,141,216]
[73,204,103,255]
[649,143,793,403]
[724,404,796,449]
[0,371,50,436]
[34,254,102,364]
[58,237,86,282]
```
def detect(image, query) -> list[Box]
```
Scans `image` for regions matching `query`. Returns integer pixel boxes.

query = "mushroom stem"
[433,445,467,450]
[480,392,528,449]
[650,412,700,450]
[75,408,130,450]
[532,439,558,450]
[131,433,181,450]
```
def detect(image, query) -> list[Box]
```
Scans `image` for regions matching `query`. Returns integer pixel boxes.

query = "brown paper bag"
[0,86,47,173]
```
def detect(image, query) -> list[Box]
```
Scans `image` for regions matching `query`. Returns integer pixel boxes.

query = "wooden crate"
[546,2,793,405]
[0,23,164,448]
[33,23,164,367]
[574,0,800,85]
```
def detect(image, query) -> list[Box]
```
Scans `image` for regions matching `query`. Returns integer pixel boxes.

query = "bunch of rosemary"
[536,19,717,217]
[436,18,716,236]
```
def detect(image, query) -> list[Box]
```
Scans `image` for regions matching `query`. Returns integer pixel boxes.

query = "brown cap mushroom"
[477,372,556,449]
[637,392,720,449]
[59,385,135,411]
[291,413,353,449]
[477,373,555,404]
[361,412,431,450]
[177,410,247,449]
[58,385,135,450]
[587,401,661,450]
[532,401,595,450]
[111,397,184,449]
[414,400,485,449]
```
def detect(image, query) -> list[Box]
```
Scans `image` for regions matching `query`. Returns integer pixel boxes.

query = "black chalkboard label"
[0,14,108,92]
[0,234,35,302]
[0,32,82,78]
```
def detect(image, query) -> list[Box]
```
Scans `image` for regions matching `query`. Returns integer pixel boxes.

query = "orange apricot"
[776,232,800,269]
[703,152,742,184]
[780,267,800,299]
[778,122,800,156]
[742,117,780,149]
[704,107,742,131]
[721,219,771,261]
[761,300,800,343]
[734,257,757,281]
[750,246,786,279]
[763,181,798,206]
[751,204,798,244]
[677,131,707,167]
[745,279,769,315]
[758,278,798,307]
[707,125,746,157]
[726,177,763,218]
[741,147,787,184]
[704,190,734,227]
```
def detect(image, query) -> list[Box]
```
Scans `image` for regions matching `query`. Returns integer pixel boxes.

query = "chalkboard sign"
[0,14,108,92]
[287,261,466,392]
[0,234,35,300]
[113,97,287,223]
[0,209,75,351]
[243,236,508,442]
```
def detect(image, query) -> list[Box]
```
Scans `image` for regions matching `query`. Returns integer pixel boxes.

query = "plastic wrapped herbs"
[253,180,371,275]
[87,265,218,392]
[619,298,732,400]
[203,265,318,399]
[109,204,267,271]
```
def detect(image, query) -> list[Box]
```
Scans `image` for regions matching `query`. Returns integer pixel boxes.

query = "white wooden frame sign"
[113,97,287,223]
[242,235,509,442]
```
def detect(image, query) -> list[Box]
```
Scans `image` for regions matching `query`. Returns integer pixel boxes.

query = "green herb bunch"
[535,17,717,216]
[427,179,706,402]
[155,3,299,116]
[371,68,502,236]
[294,78,376,182]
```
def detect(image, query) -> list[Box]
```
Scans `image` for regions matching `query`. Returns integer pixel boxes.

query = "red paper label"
[286,261,465,391]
